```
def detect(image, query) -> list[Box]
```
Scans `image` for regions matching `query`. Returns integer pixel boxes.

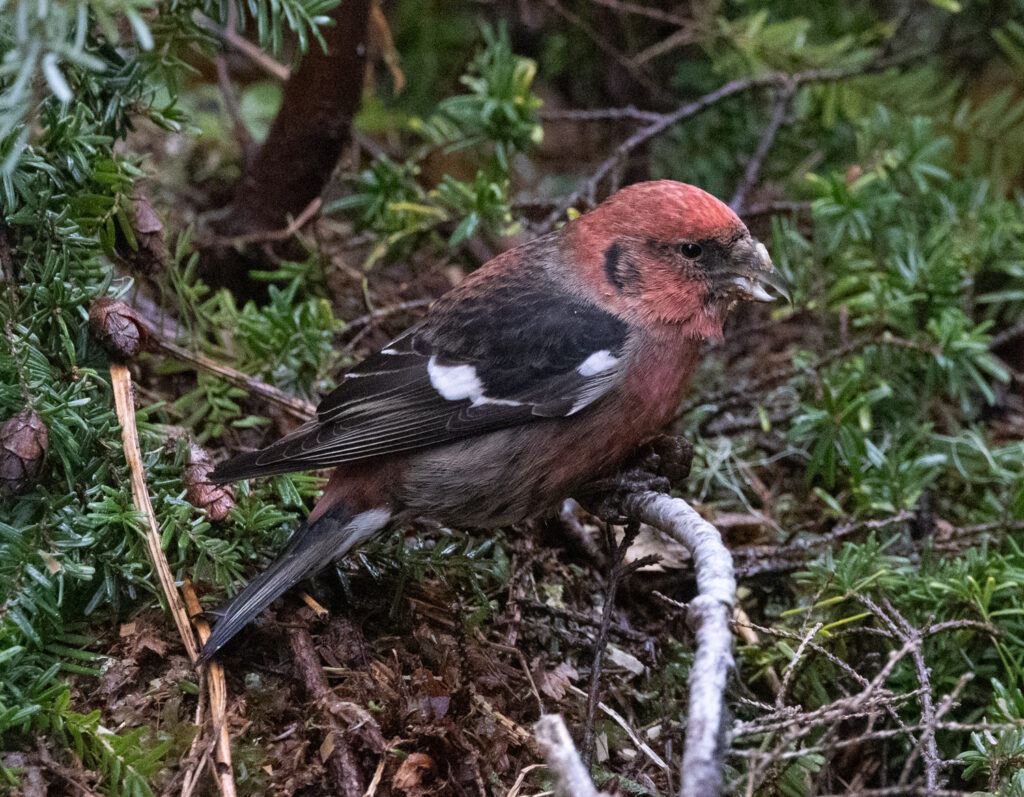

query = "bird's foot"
[575,434,694,523]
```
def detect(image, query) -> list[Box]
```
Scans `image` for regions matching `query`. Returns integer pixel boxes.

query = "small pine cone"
[88,298,149,360]
[183,442,235,521]
[0,410,48,497]
[115,193,166,275]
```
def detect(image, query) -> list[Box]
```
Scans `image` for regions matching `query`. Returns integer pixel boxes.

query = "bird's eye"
[678,242,703,259]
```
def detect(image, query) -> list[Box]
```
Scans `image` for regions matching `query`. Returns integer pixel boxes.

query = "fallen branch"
[109,365,237,797]
[181,580,234,797]
[623,491,736,797]
[533,490,735,797]
[534,715,611,797]
[287,612,364,797]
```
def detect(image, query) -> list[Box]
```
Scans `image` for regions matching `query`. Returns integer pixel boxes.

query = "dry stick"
[566,684,669,772]
[540,55,921,232]
[621,492,736,797]
[200,197,323,249]
[110,365,199,657]
[729,79,797,213]
[580,520,648,766]
[146,332,316,423]
[288,619,364,797]
[534,715,611,797]
[181,581,234,797]
[109,365,237,797]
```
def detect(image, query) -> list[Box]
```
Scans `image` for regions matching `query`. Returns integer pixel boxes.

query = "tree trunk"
[221,0,372,236]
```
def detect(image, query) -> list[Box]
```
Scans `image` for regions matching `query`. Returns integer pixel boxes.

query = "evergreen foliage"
[1,0,1024,792]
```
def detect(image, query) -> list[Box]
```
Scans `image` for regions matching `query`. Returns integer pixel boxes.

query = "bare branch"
[730,79,797,213]
[540,0,672,104]
[588,0,691,26]
[109,365,237,797]
[540,55,924,232]
[621,491,735,797]
[534,715,611,797]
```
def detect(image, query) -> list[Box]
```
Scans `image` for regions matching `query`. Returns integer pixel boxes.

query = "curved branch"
[621,491,736,797]
[532,491,736,797]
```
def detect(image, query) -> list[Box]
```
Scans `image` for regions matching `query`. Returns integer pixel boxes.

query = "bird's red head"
[569,180,789,337]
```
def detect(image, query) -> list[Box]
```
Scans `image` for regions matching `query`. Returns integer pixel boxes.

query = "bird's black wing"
[210,275,629,483]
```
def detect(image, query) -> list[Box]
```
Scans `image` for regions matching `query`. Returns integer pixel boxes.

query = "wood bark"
[221,0,372,236]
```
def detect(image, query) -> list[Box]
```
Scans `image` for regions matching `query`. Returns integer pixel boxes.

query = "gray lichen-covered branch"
[536,491,736,797]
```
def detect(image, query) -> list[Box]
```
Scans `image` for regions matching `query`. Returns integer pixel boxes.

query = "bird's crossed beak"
[726,239,792,304]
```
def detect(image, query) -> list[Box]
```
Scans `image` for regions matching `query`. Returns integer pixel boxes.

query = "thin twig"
[338,298,434,336]
[541,0,671,104]
[775,622,822,708]
[540,106,663,123]
[195,15,291,81]
[991,317,1024,350]
[109,365,237,797]
[580,520,642,766]
[730,79,797,213]
[201,197,322,248]
[857,595,942,791]
[567,684,669,772]
[588,0,691,26]
[216,57,256,167]
[181,581,235,797]
[148,332,316,422]
[632,26,701,67]
[540,54,923,231]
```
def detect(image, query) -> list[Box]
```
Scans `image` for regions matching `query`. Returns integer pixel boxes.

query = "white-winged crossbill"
[199,179,789,661]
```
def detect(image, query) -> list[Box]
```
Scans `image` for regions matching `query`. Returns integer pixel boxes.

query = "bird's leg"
[575,434,694,523]
[580,518,660,768]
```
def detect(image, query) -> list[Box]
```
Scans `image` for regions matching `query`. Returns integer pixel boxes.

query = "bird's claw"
[575,435,694,522]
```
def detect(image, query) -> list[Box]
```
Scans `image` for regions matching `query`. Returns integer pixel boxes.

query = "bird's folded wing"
[210,281,629,483]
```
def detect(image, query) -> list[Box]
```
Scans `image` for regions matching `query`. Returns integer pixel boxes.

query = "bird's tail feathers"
[198,503,391,663]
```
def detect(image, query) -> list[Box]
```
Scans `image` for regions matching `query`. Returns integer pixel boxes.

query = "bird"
[198,180,789,662]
